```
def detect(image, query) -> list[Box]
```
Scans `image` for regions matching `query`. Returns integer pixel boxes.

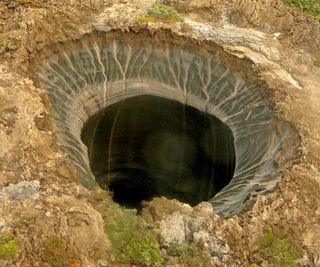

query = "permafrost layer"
[32,32,298,217]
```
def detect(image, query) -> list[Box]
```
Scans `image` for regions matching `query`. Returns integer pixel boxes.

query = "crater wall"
[30,31,298,217]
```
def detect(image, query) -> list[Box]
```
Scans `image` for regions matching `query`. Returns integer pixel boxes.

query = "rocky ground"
[0,0,319,266]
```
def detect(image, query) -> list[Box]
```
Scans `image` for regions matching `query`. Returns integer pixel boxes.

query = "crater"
[81,95,236,209]
[30,31,299,217]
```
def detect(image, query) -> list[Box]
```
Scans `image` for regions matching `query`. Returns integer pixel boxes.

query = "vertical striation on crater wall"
[81,95,236,208]
[32,32,298,217]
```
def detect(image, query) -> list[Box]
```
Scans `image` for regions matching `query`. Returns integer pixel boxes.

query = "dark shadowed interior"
[82,95,236,209]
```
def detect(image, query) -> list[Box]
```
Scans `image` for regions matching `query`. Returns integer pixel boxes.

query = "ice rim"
[30,31,299,218]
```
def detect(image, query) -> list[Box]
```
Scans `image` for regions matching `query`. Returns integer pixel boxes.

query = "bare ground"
[0,0,319,266]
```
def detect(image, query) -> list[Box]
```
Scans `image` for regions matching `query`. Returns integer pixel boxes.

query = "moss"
[136,2,183,23]
[283,0,320,20]
[98,200,164,266]
[40,236,77,267]
[0,233,20,260]
[257,227,274,247]
[257,227,302,267]
[168,243,206,267]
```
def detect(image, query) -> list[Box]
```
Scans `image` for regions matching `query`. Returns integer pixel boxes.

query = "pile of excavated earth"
[0,0,319,266]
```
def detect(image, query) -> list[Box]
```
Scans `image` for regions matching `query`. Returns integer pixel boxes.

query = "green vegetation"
[168,243,206,267]
[257,227,302,267]
[0,233,20,260]
[40,236,77,267]
[98,200,164,266]
[284,0,320,20]
[136,1,183,23]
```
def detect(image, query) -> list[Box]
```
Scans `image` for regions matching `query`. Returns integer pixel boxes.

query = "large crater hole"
[32,32,299,216]
[81,95,236,209]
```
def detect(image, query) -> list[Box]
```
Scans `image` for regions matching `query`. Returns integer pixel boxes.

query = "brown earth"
[0,0,319,266]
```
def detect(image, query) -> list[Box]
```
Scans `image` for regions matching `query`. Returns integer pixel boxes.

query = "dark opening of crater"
[82,95,236,209]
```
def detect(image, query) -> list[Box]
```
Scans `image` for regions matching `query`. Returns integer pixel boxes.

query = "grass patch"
[257,227,302,267]
[0,233,20,260]
[98,200,164,266]
[168,243,206,267]
[284,0,320,20]
[136,1,183,23]
[40,236,77,267]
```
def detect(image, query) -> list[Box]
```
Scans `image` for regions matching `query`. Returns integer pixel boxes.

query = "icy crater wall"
[32,32,298,217]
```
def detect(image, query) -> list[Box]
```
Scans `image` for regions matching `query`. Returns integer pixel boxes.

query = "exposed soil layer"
[29,29,299,218]
[0,0,319,266]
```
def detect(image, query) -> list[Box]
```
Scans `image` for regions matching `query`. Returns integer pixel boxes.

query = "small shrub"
[0,233,20,260]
